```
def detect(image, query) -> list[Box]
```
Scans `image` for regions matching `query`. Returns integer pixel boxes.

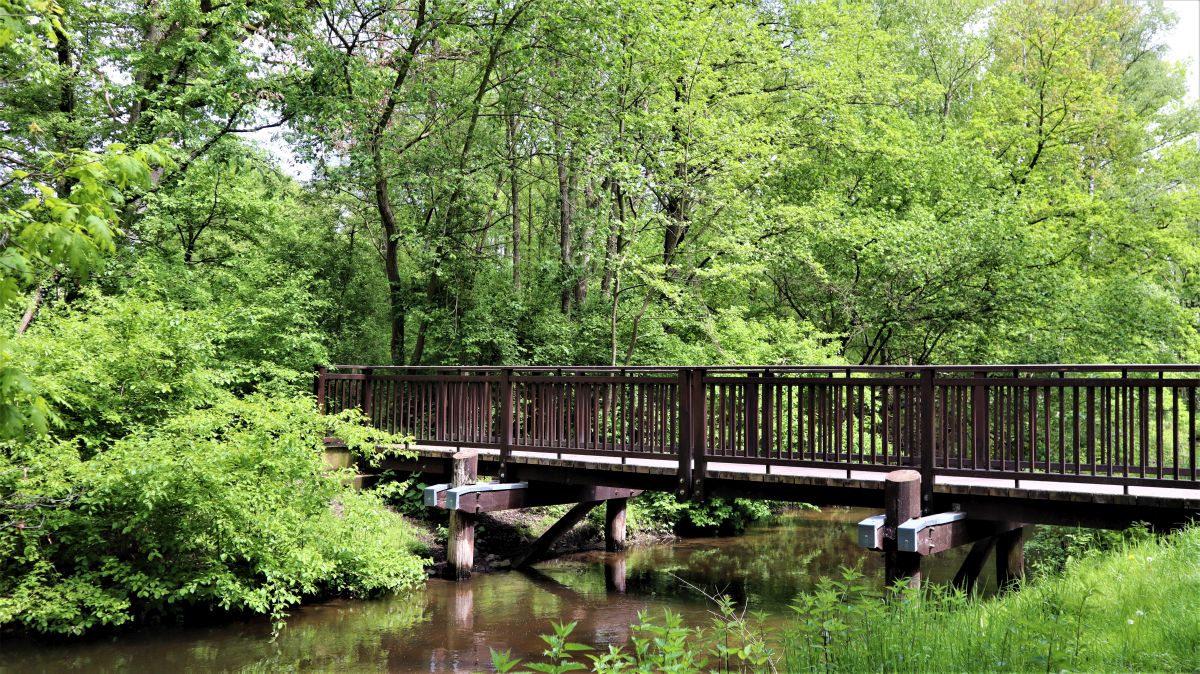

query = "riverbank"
[0,507,925,672]
[509,523,1200,672]
[8,508,1191,672]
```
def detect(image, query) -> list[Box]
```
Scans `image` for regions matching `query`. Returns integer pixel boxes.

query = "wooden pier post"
[995,526,1025,591]
[885,469,922,589]
[605,498,628,552]
[447,450,478,580]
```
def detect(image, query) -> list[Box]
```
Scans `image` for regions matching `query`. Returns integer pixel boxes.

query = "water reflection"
[604,556,627,594]
[0,507,993,673]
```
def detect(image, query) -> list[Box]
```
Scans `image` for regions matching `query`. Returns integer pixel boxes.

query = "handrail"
[328,364,1200,373]
[317,364,1200,501]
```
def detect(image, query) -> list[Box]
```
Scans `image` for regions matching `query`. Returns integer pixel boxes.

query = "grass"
[501,525,1200,673]
[786,526,1200,672]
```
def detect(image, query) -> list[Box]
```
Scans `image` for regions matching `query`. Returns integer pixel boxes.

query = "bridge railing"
[315,365,1200,493]
[701,368,922,472]
[932,366,1200,488]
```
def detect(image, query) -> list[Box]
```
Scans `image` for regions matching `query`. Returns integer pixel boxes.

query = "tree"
[1,0,166,436]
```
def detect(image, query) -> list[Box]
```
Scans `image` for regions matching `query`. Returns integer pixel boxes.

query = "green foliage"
[0,243,418,636]
[492,611,710,674]
[0,141,169,438]
[0,0,62,51]
[0,0,173,438]
[276,0,1200,368]
[0,394,425,635]
[1025,523,1154,578]
[1,143,167,299]
[633,492,772,536]
[373,473,429,519]
[13,277,323,451]
[514,526,1200,672]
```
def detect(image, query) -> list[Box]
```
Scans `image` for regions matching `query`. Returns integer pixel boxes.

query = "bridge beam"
[426,482,642,513]
[898,514,1022,556]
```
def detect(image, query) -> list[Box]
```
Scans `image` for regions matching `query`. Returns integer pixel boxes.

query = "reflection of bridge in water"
[319,365,1200,588]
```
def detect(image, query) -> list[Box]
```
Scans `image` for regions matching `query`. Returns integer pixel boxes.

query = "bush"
[14,280,323,453]
[0,394,426,635]
[1,286,425,636]
[1025,524,1153,578]
[632,491,773,536]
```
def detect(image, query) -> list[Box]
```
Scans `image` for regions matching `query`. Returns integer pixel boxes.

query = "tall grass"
[783,526,1200,672]
[500,526,1200,672]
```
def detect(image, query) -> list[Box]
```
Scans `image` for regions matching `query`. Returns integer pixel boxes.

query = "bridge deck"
[376,444,1200,530]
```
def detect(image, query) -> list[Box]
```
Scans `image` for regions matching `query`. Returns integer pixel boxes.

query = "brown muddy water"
[0,507,993,673]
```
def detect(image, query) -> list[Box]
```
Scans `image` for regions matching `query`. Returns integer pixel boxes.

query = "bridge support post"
[677,369,693,497]
[918,369,935,514]
[972,371,989,470]
[360,367,374,422]
[995,527,1025,591]
[885,469,922,589]
[605,497,628,552]
[691,368,708,499]
[447,450,478,580]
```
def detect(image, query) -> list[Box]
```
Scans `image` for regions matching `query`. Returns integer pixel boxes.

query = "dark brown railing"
[316,365,1200,497]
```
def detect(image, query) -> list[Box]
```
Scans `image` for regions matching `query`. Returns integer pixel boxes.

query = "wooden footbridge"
[318,365,1200,587]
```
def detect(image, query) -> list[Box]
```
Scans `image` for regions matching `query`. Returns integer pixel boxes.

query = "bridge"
[317,365,1200,588]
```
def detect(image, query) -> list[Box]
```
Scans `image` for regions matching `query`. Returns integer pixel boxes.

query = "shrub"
[632,491,773,536]
[0,394,426,635]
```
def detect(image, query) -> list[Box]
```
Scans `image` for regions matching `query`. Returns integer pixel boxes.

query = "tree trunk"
[662,78,689,277]
[364,0,427,364]
[601,177,623,297]
[375,162,407,365]
[507,110,521,292]
[411,318,428,365]
[609,276,620,365]
[53,22,76,198]
[556,121,574,314]
[573,177,594,306]
[16,275,57,336]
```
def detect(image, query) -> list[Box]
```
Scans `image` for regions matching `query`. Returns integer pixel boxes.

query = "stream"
[0,507,991,673]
